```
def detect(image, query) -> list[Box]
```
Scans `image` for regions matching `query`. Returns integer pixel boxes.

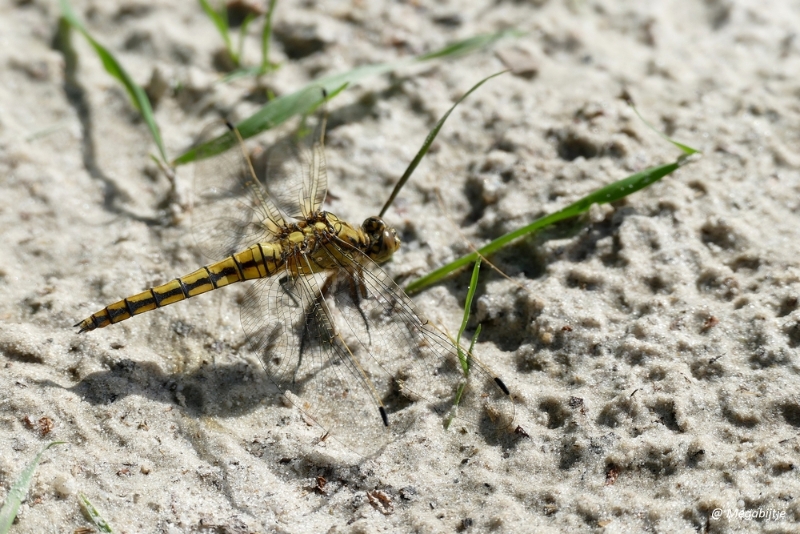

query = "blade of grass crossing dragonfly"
[59,0,168,164]
[379,71,507,217]
[0,442,65,534]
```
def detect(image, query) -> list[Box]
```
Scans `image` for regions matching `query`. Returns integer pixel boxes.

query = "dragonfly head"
[362,216,400,263]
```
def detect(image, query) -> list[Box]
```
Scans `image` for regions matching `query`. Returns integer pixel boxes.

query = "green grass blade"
[79,493,114,533]
[628,103,699,156]
[198,0,234,63]
[406,157,697,293]
[468,324,482,356]
[404,118,702,293]
[416,30,522,61]
[0,442,66,534]
[456,257,483,373]
[236,13,256,67]
[260,0,278,74]
[379,70,507,217]
[445,258,482,430]
[314,33,512,111]
[174,67,392,165]
[59,0,168,164]
[173,83,347,165]
[218,65,264,83]
[173,31,514,165]
[445,381,467,430]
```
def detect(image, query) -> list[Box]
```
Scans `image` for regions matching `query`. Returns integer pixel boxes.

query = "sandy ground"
[2,0,800,532]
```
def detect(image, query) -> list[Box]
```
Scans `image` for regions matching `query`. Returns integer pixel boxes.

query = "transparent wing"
[320,240,515,441]
[240,258,412,456]
[192,122,288,260]
[253,116,328,221]
[240,243,514,456]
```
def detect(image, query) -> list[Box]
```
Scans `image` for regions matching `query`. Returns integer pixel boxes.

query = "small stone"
[495,46,540,79]
[53,474,77,497]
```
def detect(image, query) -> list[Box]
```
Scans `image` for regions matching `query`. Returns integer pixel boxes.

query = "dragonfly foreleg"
[345,269,373,347]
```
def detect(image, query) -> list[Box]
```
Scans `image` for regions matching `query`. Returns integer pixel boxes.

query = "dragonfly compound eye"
[362,216,401,263]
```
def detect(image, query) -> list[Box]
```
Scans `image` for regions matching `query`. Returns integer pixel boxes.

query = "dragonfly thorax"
[286,212,400,266]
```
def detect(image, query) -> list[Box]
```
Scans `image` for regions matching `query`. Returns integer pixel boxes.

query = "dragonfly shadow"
[40,358,281,418]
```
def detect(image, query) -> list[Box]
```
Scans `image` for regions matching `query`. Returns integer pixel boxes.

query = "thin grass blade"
[217,65,263,83]
[79,493,114,533]
[0,442,65,534]
[416,30,522,61]
[198,0,234,62]
[456,257,483,374]
[59,0,168,164]
[379,70,507,217]
[260,0,278,74]
[173,31,515,165]
[173,83,347,164]
[236,13,256,66]
[406,155,699,293]
[628,103,699,156]
[468,324,482,356]
[444,258,482,430]
[405,118,701,293]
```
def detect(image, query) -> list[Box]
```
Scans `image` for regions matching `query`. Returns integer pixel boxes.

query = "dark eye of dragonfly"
[362,216,401,263]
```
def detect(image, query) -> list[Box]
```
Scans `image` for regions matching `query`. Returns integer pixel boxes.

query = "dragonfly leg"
[345,271,373,347]
[279,275,302,308]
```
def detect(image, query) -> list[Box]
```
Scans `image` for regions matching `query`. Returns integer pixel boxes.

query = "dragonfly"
[75,114,514,455]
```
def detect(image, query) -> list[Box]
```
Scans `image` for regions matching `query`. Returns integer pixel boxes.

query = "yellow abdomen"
[75,242,283,333]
